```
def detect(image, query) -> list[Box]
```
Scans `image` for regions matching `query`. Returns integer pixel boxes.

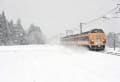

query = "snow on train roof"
[61,29,104,39]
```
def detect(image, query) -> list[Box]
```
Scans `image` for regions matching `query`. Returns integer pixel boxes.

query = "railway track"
[99,50,120,56]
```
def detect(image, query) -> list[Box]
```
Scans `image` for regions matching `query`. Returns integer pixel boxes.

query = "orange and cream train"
[61,29,106,50]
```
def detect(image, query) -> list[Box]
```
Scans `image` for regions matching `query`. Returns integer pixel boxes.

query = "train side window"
[79,36,88,41]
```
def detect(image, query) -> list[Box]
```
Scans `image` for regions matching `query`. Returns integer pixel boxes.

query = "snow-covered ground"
[105,47,120,55]
[0,44,120,82]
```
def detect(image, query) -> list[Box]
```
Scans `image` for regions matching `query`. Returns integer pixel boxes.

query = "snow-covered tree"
[0,11,9,45]
[28,24,45,44]
[12,19,27,45]
[0,11,45,45]
[107,32,120,48]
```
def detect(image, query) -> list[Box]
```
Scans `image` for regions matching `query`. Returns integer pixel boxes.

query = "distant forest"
[0,11,45,45]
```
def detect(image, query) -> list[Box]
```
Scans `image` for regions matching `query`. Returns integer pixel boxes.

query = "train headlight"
[103,39,106,44]
[90,40,94,44]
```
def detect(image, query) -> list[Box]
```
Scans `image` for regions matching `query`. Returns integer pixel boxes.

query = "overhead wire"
[86,5,119,25]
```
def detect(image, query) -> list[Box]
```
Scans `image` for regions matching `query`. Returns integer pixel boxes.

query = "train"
[60,29,106,50]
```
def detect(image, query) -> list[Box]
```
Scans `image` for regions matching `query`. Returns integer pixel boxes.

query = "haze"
[0,0,119,38]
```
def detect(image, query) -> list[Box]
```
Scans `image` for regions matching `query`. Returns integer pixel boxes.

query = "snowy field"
[0,45,120,82]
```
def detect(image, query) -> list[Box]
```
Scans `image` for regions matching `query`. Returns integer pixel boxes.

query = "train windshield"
[90,29,104,33]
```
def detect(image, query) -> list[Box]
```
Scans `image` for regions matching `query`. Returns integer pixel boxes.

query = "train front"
[88,29,106,50]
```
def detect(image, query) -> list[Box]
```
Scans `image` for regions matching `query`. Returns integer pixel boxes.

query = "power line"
[78,4,120,33]
[62,4,120,36]
[86,4,119,25]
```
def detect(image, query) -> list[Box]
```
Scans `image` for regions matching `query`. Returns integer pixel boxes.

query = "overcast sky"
[0,0,120,38]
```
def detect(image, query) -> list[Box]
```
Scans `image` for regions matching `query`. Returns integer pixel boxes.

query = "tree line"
[0,11,45,45]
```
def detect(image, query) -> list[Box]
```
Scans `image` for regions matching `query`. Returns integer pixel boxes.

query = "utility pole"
[80,22,86,34]
[80,23,82,34]
[114,33,116,51]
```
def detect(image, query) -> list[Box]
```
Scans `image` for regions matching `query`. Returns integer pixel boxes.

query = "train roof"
[90,29,104,33]
[61,28,104,39]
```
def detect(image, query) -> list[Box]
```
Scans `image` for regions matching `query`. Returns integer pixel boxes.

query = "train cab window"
[91,29,104,33]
